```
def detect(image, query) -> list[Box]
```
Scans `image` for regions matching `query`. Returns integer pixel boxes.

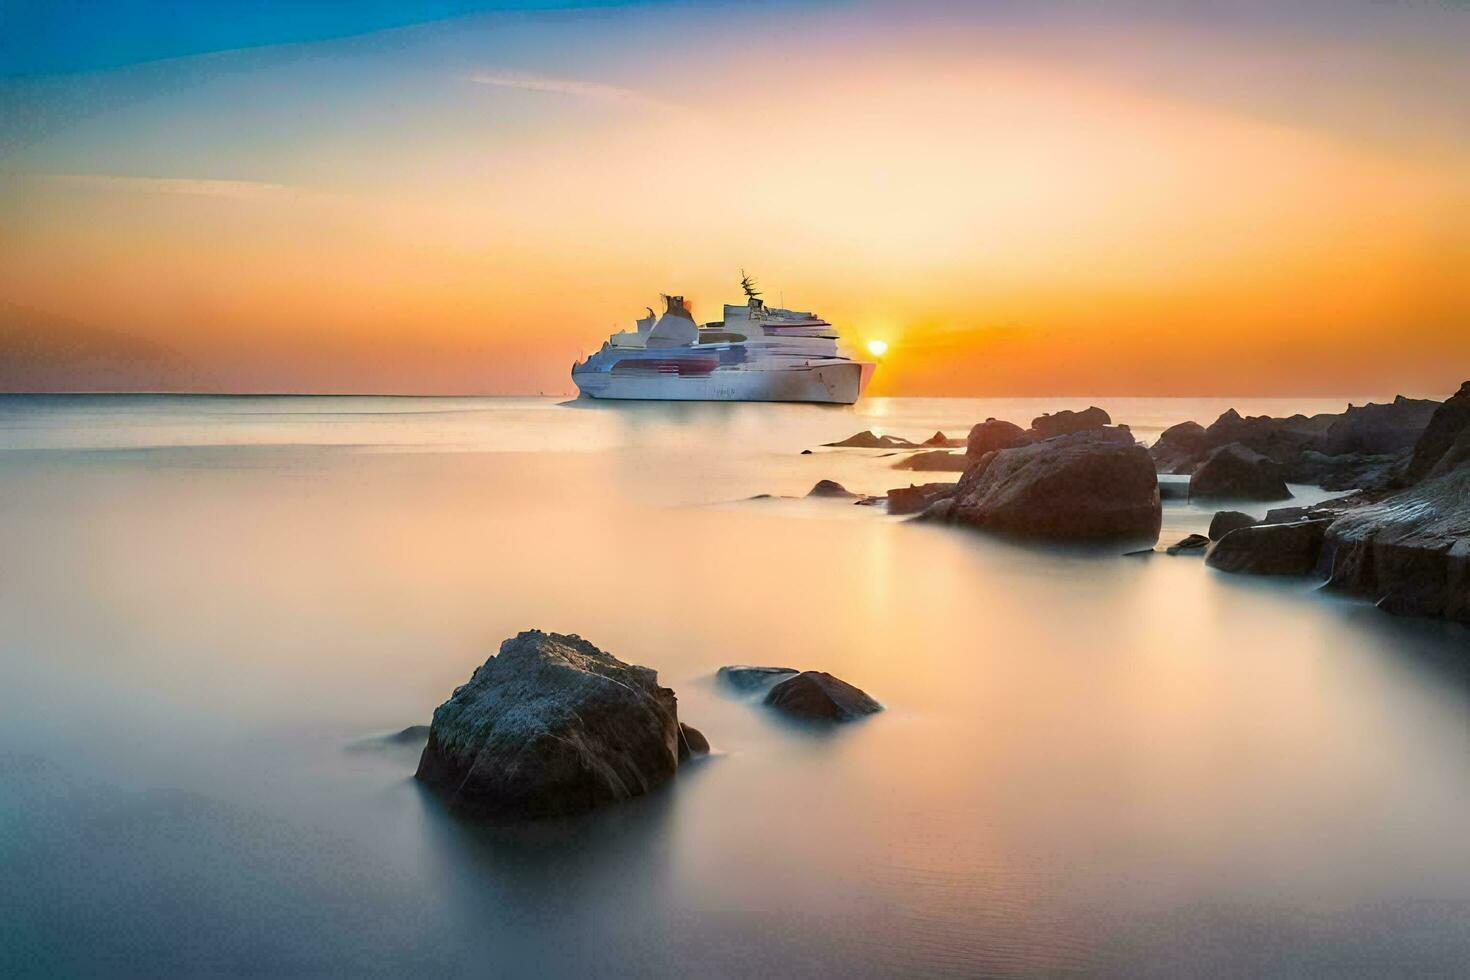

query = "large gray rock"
[415,630,693,818]
[1203,409,1336,463]
[942,427,1161,540]
[966,418,1029,458]
[1405,381,1470,483]
[1321,464,1470,622]
[1028,406,1111,440]
[1318,396,1439,457]
[764,671,882,722]
[1205,520,1330,576]
[1189,443,1292,501]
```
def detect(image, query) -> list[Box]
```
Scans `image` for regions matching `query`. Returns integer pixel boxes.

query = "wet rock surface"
[966,418,1030,458]
[1028,406,1111,440]
[716,665,799,692]
[1205,521,1330,576]
[1150,420,1209,474]
[1189,443,1292,501]
[887,482,955,516]
[1321,464,1470,622]
[1209,510,1257,541]
[1166,533,1210,555]
[764,671,883,722]
[938,427,1161,540]
[415,630,694,819]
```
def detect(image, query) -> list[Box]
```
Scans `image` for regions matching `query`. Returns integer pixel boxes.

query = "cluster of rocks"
[717,665,883,721]
[412,631,884,823]
[1151,396,1441,494]
[1196,382,1470,622]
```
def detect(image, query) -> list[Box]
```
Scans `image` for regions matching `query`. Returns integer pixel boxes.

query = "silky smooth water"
[2,395,1467,977]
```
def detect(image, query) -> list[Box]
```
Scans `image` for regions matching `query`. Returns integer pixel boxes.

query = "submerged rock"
[922,431,966,448]
[966,418,1029,458]
[764,671,882,722]
[1321,463,1470,622]
[1205,521,1330,576]
[942,427,1161,540]
[1028,406,1111,440]
[892,450,969,472]
[415,630,694,819]
[823,430,915,449]
[1166,533,1210,555]
[717,665,799,692]
[677,723,710,761]
[887,482,955,516]
[808,479,858,498]
[1208,510,1257,541]
[1189,443,1292,501]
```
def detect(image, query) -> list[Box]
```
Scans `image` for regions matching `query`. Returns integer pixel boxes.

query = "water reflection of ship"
[571,274,874,404]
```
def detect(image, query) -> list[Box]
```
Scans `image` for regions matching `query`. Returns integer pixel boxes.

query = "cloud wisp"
[466,68,696,121]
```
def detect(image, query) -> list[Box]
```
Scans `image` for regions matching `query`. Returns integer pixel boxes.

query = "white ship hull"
[573,360,872,404]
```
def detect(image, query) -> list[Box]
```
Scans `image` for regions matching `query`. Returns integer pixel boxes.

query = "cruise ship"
[571,275,874,403]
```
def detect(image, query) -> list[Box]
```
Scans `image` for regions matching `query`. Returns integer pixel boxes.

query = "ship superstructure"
[571,275,874,403]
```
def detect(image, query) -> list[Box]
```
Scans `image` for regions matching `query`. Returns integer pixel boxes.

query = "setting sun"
[866,339,889,358]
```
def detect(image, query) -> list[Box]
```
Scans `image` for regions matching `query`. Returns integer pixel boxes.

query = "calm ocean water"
[2,394,1468,977]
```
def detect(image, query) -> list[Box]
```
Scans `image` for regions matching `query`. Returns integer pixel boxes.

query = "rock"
[1208,510,1257,541]
[808,479,858,498]
[966,418,1029,458]
[1205,520,1330,576]
[1428,427,1470,480]
[1320,463,1470,622]
[1284,450,1402,491]
[1166,533,1210,555]
[1405,382,1470,483]
[1318,396,1439,457]
[764,671,882,722]
[800,449,813,455]
[892,450,969,472]
[920,431,965,448]
[1122,547,1156,557]
[415,630,690,819]
[1189,443,1292,501]
[1028,406,1110,440]
[1263,505,1316,525]
[887,482,955,516]
[1150,420,1208,473]
[917,497,956,523]
[677,723,710,761]
[717,665,799,692]
[823,430,915,449]
[1203,409,1336,463]
[941,427,1161,540]
[386,724,430,745]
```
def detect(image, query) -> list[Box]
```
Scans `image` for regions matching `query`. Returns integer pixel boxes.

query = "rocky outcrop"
[808,479,858,498]
[1321,464,1470,622]
[764,671,882,722]
[892,450,968,472]
[1150,420,1208,474]
[824,430,915,449]
[887,482,955,516]
[1028,406,1110,440]
[677,723,710,761]
[1188,443,1292,501]
[921,431,967,448]
[1318,396,1439,457]
[717,665,798,692]
[966,418,1029,458]
[1205,520,1330,576]
[936,427,1161,540]
[415,630,696,819]
[1203,409,1335,464]
[1208,510,1257,541]
[1405,382,1470,483]
[1284,450,1401,491]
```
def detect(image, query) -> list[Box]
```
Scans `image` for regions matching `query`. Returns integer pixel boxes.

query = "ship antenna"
[739,269,762,301]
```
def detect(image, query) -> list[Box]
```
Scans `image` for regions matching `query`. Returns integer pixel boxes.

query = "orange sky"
[1,1,1466,395]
